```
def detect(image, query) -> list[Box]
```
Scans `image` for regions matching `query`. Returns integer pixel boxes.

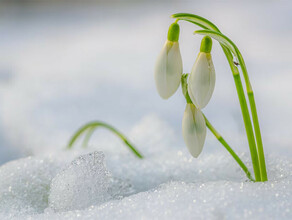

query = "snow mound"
[48,151,111,212]
[0,150,291,220]
[0,156,63,216]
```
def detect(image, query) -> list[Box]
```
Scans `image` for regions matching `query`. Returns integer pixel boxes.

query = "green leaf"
[67,121,144,159]
[172,13,219,31]
[173,14,247,84]
[171,13,242,66]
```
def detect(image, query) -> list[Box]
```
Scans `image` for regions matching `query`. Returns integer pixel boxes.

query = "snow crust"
[0,117,291,219]
[48,152,110,212]
[0,156,65,216]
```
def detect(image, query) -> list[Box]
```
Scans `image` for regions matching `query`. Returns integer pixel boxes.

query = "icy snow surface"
[0,116,291,219]
[0,156,63,216]
[0,1,292,219]
[0,133,291,219]
[49,151,111,212]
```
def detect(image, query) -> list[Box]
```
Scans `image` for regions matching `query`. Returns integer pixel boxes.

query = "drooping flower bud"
[154,22,182,99]
[188,36,215,109]
[182,103,207,158]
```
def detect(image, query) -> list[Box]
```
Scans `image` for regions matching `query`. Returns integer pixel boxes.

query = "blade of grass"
[67,121,144,159]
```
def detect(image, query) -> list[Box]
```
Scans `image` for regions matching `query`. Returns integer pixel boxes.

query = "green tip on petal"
[167,22,180,42]
[200,36,212,53]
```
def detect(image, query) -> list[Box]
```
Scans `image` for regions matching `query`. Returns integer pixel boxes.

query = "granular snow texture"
[0,145,291,219]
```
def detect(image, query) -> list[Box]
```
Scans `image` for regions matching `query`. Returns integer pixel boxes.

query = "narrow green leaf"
[67,121,144,159]
[172,13,219,31]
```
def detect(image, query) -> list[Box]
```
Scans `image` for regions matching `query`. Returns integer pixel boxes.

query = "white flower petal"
[154,40,182,99]
[182,104,206,158]
[188,52,215,109]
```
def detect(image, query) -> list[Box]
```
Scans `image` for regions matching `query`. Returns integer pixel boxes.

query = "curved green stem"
[221,47,261,181]
[204,115,255,182]
[173,13,265,181]
[182,74,254,181]
[236,50,267,181]
[194,29,267,181]
[67,121,144,159]
[248,92,267,181]
[229,44,267,181]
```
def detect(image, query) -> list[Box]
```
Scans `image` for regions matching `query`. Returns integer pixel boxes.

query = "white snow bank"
[37,179,292,220]
[0,107,290,220]
[0,147,291,219]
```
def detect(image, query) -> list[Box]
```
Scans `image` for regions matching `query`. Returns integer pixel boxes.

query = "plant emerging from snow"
[68,13,267,183]
[154,13,267,182]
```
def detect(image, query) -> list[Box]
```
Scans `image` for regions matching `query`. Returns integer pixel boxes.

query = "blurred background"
[0,0,291,165]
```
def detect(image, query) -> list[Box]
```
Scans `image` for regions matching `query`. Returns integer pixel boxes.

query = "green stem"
[193,29,267,181]
[234,49,267,181]
[172,14,263,181]
[221,47,261,181]
[204,115,255,182]
[67,121,144,159]
[182,74,254,181]
[240,62,267,181]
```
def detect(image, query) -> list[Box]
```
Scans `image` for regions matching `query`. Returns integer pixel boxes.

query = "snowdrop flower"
[154,22,183,99]
[188,36,215,109]
[182,103,207,158]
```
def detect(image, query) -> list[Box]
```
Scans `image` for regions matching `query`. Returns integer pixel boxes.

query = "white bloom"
[188,52,215,109]
[154,40,183,99]
[182,103,206,158]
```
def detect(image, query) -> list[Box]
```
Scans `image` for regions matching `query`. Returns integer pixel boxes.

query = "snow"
[0,143,291,219]
[0,116,291,219]
[0,155,66,216]
[39,180,291,220]
[48,151,111,212]
[0,0,292,219]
